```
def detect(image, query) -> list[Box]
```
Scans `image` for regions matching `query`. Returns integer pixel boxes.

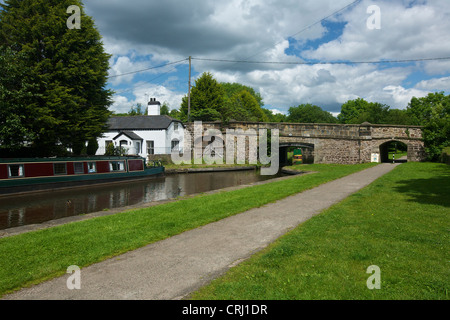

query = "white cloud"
[82,0,450,114]
[213,63,419,111]
[269,108,285,115]
[382,85,428,109]
[111,83,185,114]
[303,0,450,61]
[415,76,450,92]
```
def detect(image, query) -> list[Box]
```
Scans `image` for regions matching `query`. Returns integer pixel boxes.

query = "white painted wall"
[96,125,185,159]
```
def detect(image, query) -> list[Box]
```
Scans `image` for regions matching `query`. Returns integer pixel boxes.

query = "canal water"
[0,169,283,230]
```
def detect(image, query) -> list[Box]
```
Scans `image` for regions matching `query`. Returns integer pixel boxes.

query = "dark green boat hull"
[0,166,165,196]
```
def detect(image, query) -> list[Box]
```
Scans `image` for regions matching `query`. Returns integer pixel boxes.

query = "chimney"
[147,98,161,116]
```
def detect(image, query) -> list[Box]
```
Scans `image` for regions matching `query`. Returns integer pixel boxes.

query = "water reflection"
[0,170,280,230]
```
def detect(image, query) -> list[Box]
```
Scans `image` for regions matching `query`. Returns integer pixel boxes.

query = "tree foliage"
[337,98,415,125]
[160,102,170,116]
[338,98,391,124]
[180,72,225,121]
[222,82,264,107]
[228,90,268,122]
[262,108,287,122]
[406,92,450,161]
[0,0,113,156]
[288,104,337,123]
[180,75,269,122]
[0,46,38,153]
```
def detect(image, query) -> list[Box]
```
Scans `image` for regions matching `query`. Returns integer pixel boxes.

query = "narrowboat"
[0,156,164,195]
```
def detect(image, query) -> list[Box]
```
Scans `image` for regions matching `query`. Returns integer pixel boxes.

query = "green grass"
[388,151,407,160]
[0,163,375,297]
[191,162,450,300]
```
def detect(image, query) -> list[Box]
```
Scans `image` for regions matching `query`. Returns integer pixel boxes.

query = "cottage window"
[105,140,113,149]
[8,164,24,178]
[171,139,180,152]
[147,141,154,155]
[135,141,141,154]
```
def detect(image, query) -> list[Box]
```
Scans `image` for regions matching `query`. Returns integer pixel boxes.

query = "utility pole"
[188,56,191,123]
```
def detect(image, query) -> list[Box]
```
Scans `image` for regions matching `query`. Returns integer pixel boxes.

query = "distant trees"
[406,92,449,161]
[287,104,337,123]
[179,72,268,122]
[160,102,170,116]
[114,103,147,117]
[227,89,268,122]
[338,98,390,124]
[180,72,224,121]
[0,0,113,157]
[173,71,448,162]
[262,109,287,122]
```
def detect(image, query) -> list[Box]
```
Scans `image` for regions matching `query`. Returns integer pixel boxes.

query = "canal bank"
[0,166,300,239]
[2,163,396,300]
[165,165,258,174]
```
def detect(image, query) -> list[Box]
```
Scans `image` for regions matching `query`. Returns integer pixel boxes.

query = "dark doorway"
[379,141,408,163]
[279,143,314,166]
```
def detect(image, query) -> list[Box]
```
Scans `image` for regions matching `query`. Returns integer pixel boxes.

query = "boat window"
[8,164,24,178]
[110,161,125,172]
[74,162,84,174]
[87,162,97,173]
[54,163,67,175]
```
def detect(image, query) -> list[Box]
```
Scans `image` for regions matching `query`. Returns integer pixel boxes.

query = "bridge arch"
[279,142,315,165]
[378,140,409,163]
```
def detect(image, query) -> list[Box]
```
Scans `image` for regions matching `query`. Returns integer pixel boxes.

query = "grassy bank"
[191,162,449,300]
[0,163,375,297]
[164,162,259,170]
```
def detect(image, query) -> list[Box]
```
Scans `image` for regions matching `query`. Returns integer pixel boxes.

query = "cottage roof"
[113,131,143,141]
[108,115,183,131]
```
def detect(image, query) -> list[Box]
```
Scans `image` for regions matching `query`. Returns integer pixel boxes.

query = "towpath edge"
[3,163,399,300]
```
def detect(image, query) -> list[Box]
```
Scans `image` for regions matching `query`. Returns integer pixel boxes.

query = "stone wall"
[181,121,426,164]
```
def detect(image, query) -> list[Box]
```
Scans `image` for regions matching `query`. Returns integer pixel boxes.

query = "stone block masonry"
[182,121,426,165]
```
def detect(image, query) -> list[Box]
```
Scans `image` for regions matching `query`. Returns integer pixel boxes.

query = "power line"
[107,58,188,79]
[191,56,450,66]
[108,1,362,82]
[111,59,188,95]
[241,0,362,62]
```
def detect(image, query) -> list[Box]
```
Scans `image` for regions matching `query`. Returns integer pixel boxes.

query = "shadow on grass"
[394,170,450,208]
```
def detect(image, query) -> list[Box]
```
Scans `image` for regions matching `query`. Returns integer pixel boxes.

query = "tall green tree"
[338,98,390,124]
[384,108,412,125]
[128,103,146,116]
[0,0,113,156]
[0,46,38,155]
[262,108,287,122]
[287,104,337,123]
[160,102,170,116]
[180,72,226,121]
[338,98,369,124]
[228,90,268,122]
[222,82,264,107]
[406,92,450,161]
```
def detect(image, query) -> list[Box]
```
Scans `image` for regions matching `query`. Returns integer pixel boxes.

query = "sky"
[81,0,450,116]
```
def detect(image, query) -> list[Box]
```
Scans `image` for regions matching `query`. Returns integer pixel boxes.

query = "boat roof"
[0,156,145,163]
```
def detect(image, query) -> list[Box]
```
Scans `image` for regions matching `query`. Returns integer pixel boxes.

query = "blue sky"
[80,0,450,116]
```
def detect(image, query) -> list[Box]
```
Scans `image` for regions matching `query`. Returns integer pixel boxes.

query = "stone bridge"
[183,121,426,165]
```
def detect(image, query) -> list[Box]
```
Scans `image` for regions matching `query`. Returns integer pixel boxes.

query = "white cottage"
[96,99,185,159]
